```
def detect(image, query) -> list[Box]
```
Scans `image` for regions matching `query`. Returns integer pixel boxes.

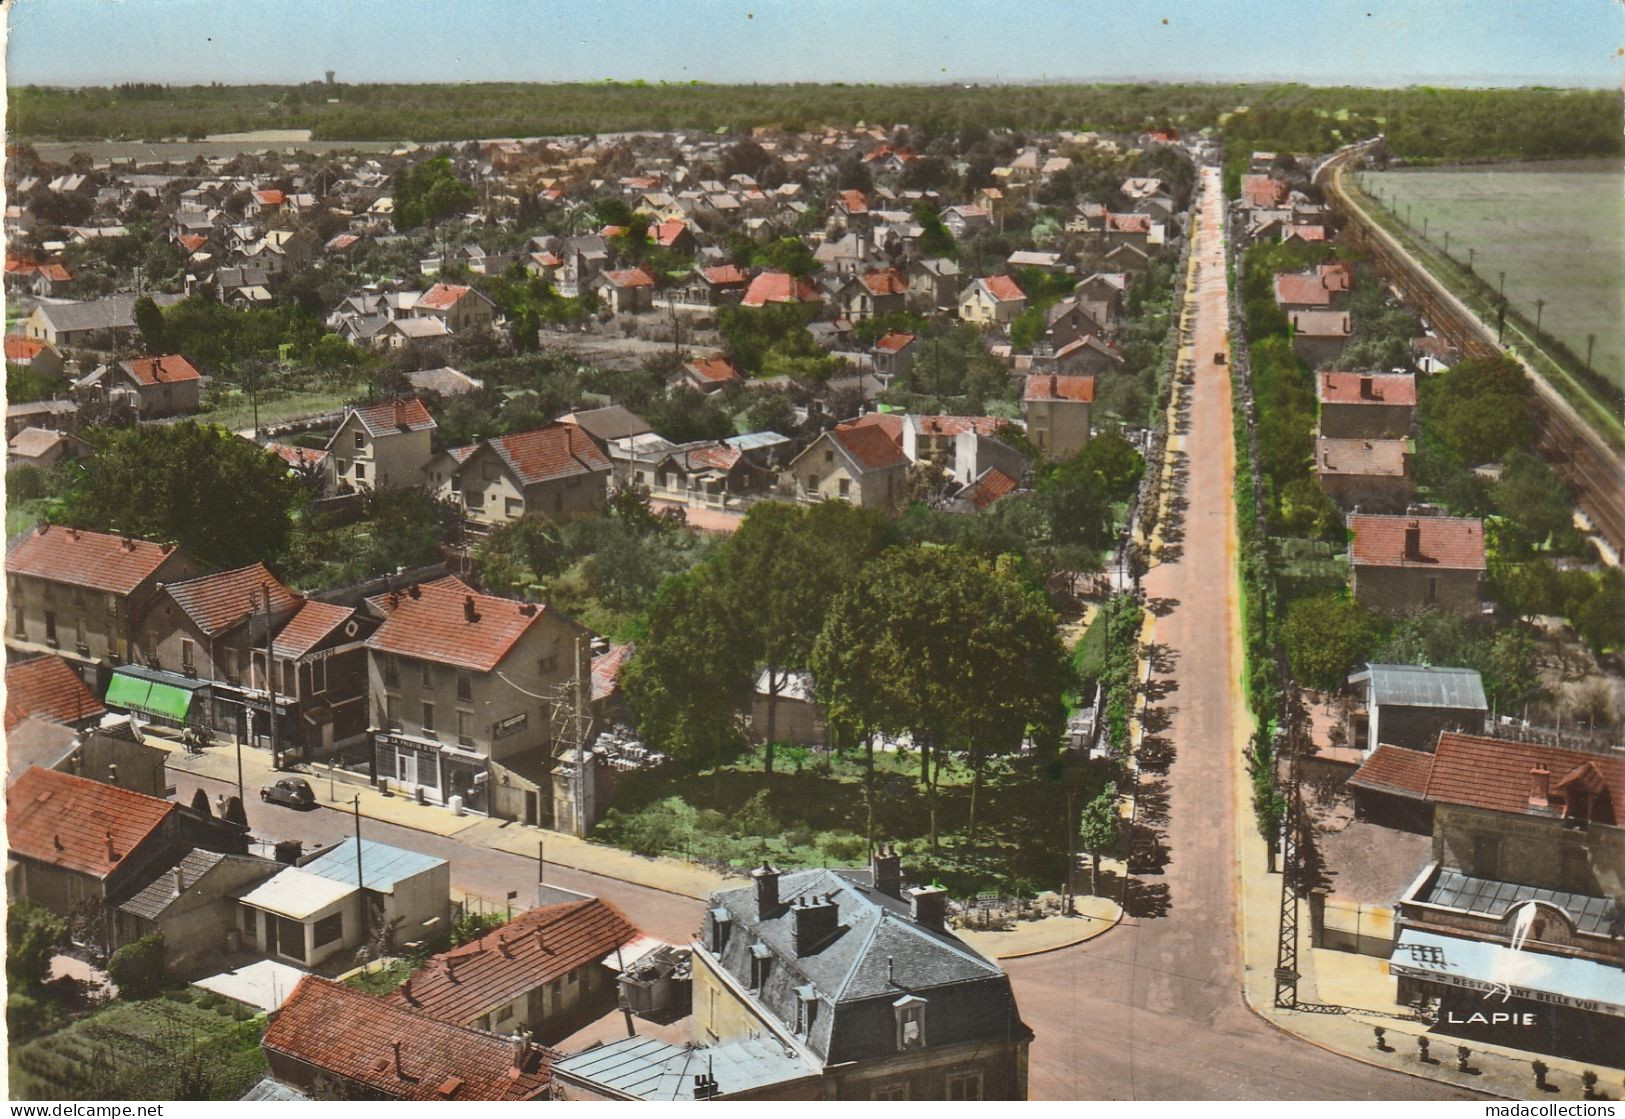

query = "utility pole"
[1586,334,1595,371]
[1534,298,1546,335]
[354,794,368,943]
[1498,270,1506,300]
[536,839,545,906]
[262,584,280,770]
[574,634,588,839]
[1467,247,1475,272]
[1442,230,1449,255]
[1422,216,1428,239]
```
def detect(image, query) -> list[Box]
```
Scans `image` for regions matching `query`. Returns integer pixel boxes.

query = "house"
[8,426,90,469]
[907,258,961,313]
[261,976,557,1100]
[958,275,1026,328]
[951,467,1021,514]
[750,669,824,747]
[939,204,992,238]
[679,859,1032,1100]
[1041,297,1117,349]
[1274,269,1347,313]
[1348,734,1624,1063]
[375,316,451,348]
[19,293,182,349]
[6,399,79,440]
[784,423,909,510]
[1240,175,1288,210]
[681,354,743,393]
[434,423,612,526]
[648,441,777,511]
[870,331,917,381]
[413,282,498,333]
[1023,373,1094,461]
[390,898,641,1042]
[556,1034,819,1101]
[1103,241,1152,273]
[1314,436,1413,512]
[111,848,283,971]
[5,654,105,735]
[592,267,657,315]
[1102,212,1151,249]
[363,576,590,824]
[658,264,750,312]
[554,404,653,452]
[1006,250,1067,273]
[297,837,451,951]
[1316,371,1416,440]
[1038,334,1124,377]
[1349,515,1486,616]
[647,218,697,254]
[742,271,821,308]
[835,268,908,321]
[325,398,437,492]
[1287,310,1352,367]
[1345,663,1488,756]
[264,441,337,496]
[1076,271,1129,316]
[6,715,168,799]
[5,335,66,380]
[76,354,204,418]
[901,415,1023,488]
[6,524,199,681]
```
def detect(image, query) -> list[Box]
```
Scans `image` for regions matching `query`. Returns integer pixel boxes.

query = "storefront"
[373,730,490,815]
[1389,928,1625,1064]
[103,665,209,730]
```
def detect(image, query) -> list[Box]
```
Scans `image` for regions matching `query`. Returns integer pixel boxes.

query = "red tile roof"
[700,264,749,287]
[592,643,634,703]
[272,600,357,659]
[1316,437,1409,477]
[349,397,436,436]
[7,767,175,880]
[742,271,820,306]
[981,275,1026,303]
[964,467,1018,511]
[1285,224,1327,242]
[264,441,331,470]
[120,354,201,386]
[264,976,554,1101]
[840,411,904,445]
[1350,514,1485,571]
[1318,371,1417,407]
[177,233,209,253]
[5,655,104,732]
[873,331,916,353]
[164,563,301,639]
[1024,373,1096,403]
[838,189,869,214]
[860,267,908,296]
[365,580,548,672]
[687,355,741,385]
[36,263,72,282]
[601,267,656,288]
[910,415,1007,439]
[1105,212,1151,234]
[6,525,183,595]
[1318,261,1353,292]
[1274,272,1335,307]
[390,899,639,1025]
[1289,310,1352,339]
[830,423,909,472]
[1355,734,1623,825]
[1241,175,1288,208]
[365,575,476,617]
[252,189,286,206]
[5,336,50,361]
[648,219,689,247]
[418,282,473,311]
[489,423,612,487]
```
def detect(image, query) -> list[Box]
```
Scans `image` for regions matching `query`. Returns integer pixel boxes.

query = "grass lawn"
[9,990,266,1102]
[1361,161,1625,392]
[193,379,366,432]
[344,957,416,997]
[594,743,1112,898]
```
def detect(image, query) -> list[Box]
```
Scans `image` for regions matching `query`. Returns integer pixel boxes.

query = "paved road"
[181,771,703,944]
[1006,168,1475,1101]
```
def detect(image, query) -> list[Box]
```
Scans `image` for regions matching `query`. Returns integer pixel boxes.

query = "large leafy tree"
[1281,593,1383,692]
[393,155,475,230]
[64,422,306,568]
[1424,357,1537,465]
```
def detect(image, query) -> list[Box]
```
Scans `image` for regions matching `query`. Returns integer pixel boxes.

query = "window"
[1426,576,1439,604]
[242,906,257,940]
[252,651,268,689]
[456,673,472,702]
[795,989,818,1035]
[838,478,851,497]
[496,1003,515,1023]
[310,658,327,695]
[382,655,400,688]
[709,910,732,953]
[181,639,196,673]
[13,606,25,639]
[45,611,57,645]
[749,944,772,990]
[384,693,399,730]
[457,709,474,746]
[539,654,560,674]
[74,615,87,652]
[312,911,344,949]
[466,488,484,507]
[422,702,436,732]
[354,431,365,450]
[893,996,927,1051]
[871,1085,909,1101]
[505,498,523,518]
[824,450,834,463]
[420,660,434,687]
[277,916,307,962]
[1472,835,1500,878]
[282,660,296,695]
[354,462,366,481]
[946,1072,983,1101]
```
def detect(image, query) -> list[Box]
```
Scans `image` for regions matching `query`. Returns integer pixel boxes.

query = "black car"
[261,777,316,809]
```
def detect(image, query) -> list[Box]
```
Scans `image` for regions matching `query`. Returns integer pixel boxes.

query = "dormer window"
[709,908,732,954]
[354,431,365,450]
[892,994,927,1051]
[748,943,772,990]
[795,985,818,1035]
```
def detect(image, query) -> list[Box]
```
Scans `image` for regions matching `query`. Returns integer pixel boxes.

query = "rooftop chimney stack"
[751,862,783,914]
[907,884,948,931]
[1359,374,1376,400]
[871,844,902,898]
[391,1040,406,1079]
[1529,766,1551,809]
[1403,520,1423,561]
[792,892,841,956]
[464,594,478,623]
[173,867,185,896]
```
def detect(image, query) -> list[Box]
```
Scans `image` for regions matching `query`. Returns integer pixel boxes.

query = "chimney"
[1529,766,1551,809]
[907,884,948,931]
[751,862,783,914]
[1403,520,1423,561]
[534,927,549,954]
[105,830,120,862]
[871,844,902,898]
[407,583,421,599]
[464,595,479,623]
[509,1030,533,1073]
[1359,374,1376,400]
[400,976,418,1006]
[498,934,514,959]
[391,1040,406,1079]
[173,867,186,896]
[444,957,460,984]
[792,892,841,956]
[1050,373,1059,397]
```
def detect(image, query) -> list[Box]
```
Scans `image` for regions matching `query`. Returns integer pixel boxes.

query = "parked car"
[261,777,316,809]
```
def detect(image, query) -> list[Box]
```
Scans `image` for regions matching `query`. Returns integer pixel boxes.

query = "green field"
[1362,160,1625,390]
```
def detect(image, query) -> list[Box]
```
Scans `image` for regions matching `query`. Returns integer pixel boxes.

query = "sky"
[5,0,1623,88]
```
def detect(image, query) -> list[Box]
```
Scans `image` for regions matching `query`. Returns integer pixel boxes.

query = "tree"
[1281,594,1382,691]
[1424,357,1536,465]
[1077,783,1121,897]
[106,933,167,1000]
[1492,450,1573,550]
[133,295,167,354]
[6,903,66,994]
[64,422,306,569]
[393,156,475,230]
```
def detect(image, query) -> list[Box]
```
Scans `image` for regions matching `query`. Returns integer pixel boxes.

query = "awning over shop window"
[105,673,194,720]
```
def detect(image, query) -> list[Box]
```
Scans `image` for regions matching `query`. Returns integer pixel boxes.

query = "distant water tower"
[325,70,336,86]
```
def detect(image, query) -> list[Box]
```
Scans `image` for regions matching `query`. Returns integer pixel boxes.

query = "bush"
[7,990,68,1043]
[106,934,167,1000]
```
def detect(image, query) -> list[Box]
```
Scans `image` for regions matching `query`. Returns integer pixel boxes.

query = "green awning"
[105,674,193,720]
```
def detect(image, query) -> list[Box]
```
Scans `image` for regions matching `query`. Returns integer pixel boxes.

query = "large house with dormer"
[325,398,437,492]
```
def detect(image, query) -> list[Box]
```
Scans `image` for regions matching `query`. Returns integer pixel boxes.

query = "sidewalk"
[153,732,739,901]
[960,896,1122,961]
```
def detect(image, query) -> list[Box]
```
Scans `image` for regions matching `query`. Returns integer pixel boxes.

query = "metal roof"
[1389,929,1625,1014]
[724,431,790,451]
[1351,664,1487,711]
[1417,868,1615,936]
[301,837,445,894]
[555,1036,815,1100]
[239,867,356,920]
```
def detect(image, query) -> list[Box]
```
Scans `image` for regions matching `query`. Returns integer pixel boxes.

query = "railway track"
[1316,142,1625,558]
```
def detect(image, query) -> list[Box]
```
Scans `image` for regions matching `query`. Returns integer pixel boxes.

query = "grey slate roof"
[1351,664,1488,711]
[1418,867,1617,936]
[556,1036,815,1100]
[32,293,183,335]
[116,849,273,920]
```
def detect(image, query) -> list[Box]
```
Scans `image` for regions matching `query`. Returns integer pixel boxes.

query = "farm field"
[1362,160,1625,390]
